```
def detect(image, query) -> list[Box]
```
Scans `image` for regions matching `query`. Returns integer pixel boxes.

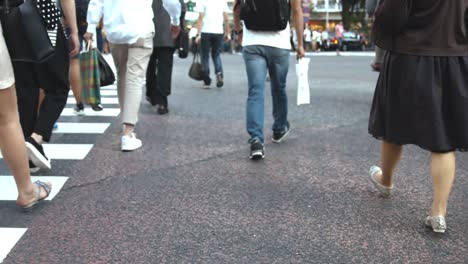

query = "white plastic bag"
[296,58,310,106]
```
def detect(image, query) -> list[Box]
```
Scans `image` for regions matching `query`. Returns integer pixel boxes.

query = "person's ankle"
[31,133,44,145]
[375,172,392,187]
[122,123,135,136]
[431,205,447,217]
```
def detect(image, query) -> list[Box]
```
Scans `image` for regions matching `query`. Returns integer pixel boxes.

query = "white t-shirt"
[242,24,292,50]
[196,0,229,34]
[304,28,312,42]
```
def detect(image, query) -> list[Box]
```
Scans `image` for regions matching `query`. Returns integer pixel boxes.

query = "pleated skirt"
[368,52,468,152]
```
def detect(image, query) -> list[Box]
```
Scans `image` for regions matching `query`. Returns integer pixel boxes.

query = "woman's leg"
[431,152,456,216]
[0,86,49,206]
[69,58,82,105]
[374,140,403,187]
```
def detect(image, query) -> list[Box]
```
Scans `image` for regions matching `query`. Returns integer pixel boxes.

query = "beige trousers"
[110,33,153,125]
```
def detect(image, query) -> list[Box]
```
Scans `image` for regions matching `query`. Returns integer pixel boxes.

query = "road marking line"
[53,123,110,134]
[67,97,119,105]
[0,176,68,201]
[0,144,93,160]
[61,108,120,117]
[0,228,27,263]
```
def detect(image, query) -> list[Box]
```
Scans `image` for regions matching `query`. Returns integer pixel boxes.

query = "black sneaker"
[91,104,104,111]
[272,122,290,143]
[25,137,51,169]
[249,140,265,160]
[29,160,40,174]
[157,105,169,115]
[73,103,85,115]
[216,73,224,88]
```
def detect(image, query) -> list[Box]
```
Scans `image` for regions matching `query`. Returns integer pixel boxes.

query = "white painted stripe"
[68,89,117,96]
[0,176,68,201]
[300,51,374,57]
[53,123,110,134]
[67,97,119,105]
[100,86,117,90]
[43,144,93,160]
[61,108,120,117]
[0,228,27,263]
[0,145,93,160]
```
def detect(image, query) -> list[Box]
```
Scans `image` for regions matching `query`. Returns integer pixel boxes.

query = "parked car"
[322,31,369,51]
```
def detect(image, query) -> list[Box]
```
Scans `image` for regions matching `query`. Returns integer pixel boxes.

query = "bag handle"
[84,40,93,52]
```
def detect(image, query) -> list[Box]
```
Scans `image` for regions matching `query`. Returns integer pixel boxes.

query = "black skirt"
[368,52,468,153]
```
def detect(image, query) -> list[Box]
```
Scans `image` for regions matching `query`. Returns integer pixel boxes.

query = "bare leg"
[69,58,82,105]
[374,140,403,187]
[0,86,50,206]
[431,152,455,216]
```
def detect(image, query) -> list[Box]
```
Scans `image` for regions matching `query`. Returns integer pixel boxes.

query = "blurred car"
[322,31,369,51]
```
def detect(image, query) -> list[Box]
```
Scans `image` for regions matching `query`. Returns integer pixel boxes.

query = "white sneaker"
[121,133,142,151]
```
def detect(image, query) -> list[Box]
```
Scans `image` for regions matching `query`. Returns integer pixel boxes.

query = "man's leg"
[200,33,212,86]
[117,34,153,151]
[243,46,268,144]
[154,47,175,113]
[267,47,290,136]
[210,34,224,88]
[145,48,158,106]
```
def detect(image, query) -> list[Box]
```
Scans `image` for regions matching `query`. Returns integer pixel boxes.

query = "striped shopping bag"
[79,42,101,106]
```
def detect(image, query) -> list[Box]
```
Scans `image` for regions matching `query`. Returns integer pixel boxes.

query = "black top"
[374,0,468,56]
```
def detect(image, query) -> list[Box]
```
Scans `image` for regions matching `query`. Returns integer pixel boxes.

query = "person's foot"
[16,180,52,210]
[250,139,265,160]
[216,72,224,88]
[157,105,169,115]
[91,104,104,111]
[25,137,51,169]
[272,122,290,143]
[368,166,393,197]
[425,216,446,233]
[370,62,381,72]
[29,160,40,174]
[121,133,143,151]
[73,103,85,115]
[203,78,212,89]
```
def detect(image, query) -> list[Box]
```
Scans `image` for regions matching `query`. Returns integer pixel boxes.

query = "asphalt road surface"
[1,53,467,264]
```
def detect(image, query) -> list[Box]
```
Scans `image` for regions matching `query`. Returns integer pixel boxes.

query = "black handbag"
[97,52,115,87]
[0,0,55,63]
[188,50,204,81]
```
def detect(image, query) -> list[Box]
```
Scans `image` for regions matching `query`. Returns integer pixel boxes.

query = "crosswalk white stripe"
[42,144,93,160]
[0,228,27,263]
[0,176,69,201]
[0,145,94,160]
[53,123,111,134]
[67,97,119,105]
[68,90,117,96]
[61,108,120,117]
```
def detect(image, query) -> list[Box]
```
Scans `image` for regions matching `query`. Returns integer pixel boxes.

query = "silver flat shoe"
[368,165,393,198]
[425,216,446,233]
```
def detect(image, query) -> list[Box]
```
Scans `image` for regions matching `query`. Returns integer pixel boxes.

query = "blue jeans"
[242,45,290,143]
[200,33,223,85]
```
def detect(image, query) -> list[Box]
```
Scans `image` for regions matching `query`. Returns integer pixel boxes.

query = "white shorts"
[0,23,15,89]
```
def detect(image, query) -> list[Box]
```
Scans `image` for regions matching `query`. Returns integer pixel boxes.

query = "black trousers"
[145,47,175,106]
[12,26,70,142]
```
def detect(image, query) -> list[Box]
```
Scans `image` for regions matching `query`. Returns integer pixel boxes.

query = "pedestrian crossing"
[0,83,120,263]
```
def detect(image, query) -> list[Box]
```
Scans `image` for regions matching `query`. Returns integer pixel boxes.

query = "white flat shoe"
[368,165,393,198]
[425,216,446,233]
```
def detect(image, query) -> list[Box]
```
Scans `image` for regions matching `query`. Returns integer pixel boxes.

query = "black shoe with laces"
[272,122,290,143]
[249,140,265,160]
[91,104,104,111]
[25,137,51,169]
[73,103,85,115]
[216,73,224,88]
[157,105,169,115]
